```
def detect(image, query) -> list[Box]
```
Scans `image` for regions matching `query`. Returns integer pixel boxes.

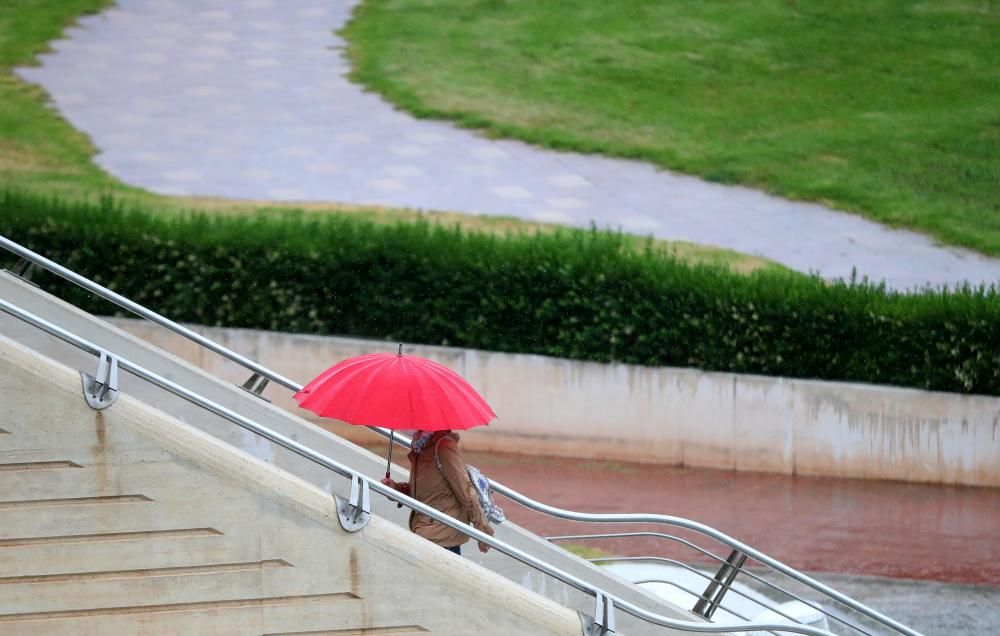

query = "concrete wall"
[108,319,1000,488]
[0,335,585,635]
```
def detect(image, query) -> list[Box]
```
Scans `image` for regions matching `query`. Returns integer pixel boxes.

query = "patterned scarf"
[410,430,436,454]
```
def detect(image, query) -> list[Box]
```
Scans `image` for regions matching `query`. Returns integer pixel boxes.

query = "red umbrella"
[294,346,496,477]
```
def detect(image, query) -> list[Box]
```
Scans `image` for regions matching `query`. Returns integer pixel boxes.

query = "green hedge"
[2,191,999,395]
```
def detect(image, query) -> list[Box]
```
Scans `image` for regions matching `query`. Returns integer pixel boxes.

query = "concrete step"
[0,414,267,458]
[0,526,230,573]
[0,537,270,578]
[0,497,267,539]
[0,563,356,614]
[0,445,172,468]
[0,590,387,636]
[2,458,270,501]
[0,411,155,439]
[0,536,481,611]
[0,500,347,573]
[0,538,553,635]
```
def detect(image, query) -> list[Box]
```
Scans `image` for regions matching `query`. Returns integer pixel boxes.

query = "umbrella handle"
[386,429,394,479]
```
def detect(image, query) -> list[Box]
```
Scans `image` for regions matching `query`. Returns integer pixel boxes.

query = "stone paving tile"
[16,0,1000,290]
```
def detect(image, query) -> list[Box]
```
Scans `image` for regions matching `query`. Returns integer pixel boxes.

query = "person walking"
[382,429,494,555]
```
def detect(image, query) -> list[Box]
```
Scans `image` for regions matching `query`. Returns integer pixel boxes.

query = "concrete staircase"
[0,335,583,635]
[0,269,699,636]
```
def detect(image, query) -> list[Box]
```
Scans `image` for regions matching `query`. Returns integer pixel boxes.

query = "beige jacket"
[402,431,494,548]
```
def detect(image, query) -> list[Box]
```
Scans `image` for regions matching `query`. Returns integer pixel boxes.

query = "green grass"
[0,0,125,196]
[0,0,782,275]
[344,0,1000,255]
[561,543,613,560]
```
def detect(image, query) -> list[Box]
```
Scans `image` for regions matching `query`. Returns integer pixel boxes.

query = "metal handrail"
[627,579,759,627]
[599,556,801,628]
[493,483,919,636]
[0,235,921,636]
[631,579,756,625]
[548,533,872,636]
[0,235,300,392]
[0,233,405,442]
[0,297,833,636]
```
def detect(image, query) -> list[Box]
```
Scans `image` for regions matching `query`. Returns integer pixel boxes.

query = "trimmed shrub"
[2,190,998,395]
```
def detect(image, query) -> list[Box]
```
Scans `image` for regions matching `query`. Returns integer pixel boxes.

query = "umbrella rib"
[343,356,404,427]
[420,360,496,425]
[414,358,493,429]
[300,355,388,422]
[412,360,450,430]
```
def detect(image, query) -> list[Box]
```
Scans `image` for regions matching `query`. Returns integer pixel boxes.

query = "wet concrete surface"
[812,572,998,636]
[466,451,1000,635]
[370,442,1000,633]
[458,450,1000,586]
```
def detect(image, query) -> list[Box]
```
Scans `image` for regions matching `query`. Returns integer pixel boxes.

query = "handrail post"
[692,549,747,620]
[238,372,272,402]
[335,474,371,532]
[80,351,120,410]
[584,592,616,635]
[4,257,39,286]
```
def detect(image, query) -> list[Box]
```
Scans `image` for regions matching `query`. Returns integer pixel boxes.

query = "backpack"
[434,439,505,525]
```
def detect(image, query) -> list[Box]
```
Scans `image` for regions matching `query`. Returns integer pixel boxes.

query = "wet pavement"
[369,444,1000,633]
[393,447,1000,586]
[471,451,1000,634]
[17,0,1000,289]
[810,573,998,636]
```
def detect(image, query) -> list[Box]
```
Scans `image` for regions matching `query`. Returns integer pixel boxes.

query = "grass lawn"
[0,0,121,196]
[0,0,783,275]
[344,0,1000,256]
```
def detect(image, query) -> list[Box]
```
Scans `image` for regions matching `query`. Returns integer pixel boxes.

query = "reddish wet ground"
[376,444,1000,586]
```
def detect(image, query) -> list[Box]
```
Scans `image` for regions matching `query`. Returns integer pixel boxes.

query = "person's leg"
[445,545,461,555]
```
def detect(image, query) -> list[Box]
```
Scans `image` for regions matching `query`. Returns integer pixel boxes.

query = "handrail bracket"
[237,372,271,402]
[80,351,120,410]
[335,474,371,532]
[581,592,616,635]
[4,257,40,287]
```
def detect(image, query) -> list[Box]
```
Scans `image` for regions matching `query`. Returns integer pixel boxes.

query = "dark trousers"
[445,545,461,555]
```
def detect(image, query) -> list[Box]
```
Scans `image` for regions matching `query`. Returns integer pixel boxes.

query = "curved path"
[18,0,1000,290]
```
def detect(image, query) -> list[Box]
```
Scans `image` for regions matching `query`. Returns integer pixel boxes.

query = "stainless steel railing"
[577,554,858,636]
[0,234,922,636]
[501,498,916,636]
[0,235,300,392]
[547,533,873,636]
[0,297,834,636]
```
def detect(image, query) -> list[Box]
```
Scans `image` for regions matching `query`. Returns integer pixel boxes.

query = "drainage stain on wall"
[93,410,109,494]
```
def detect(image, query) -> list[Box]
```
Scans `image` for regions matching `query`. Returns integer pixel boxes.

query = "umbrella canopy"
[294,351,496,431]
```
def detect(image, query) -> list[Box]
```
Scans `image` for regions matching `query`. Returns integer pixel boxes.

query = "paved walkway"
[374,445,1000,634]
[18,0,1000,290]
[366,439,1000,588]
[461,450,1000,587]
[476,451,1000,635]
